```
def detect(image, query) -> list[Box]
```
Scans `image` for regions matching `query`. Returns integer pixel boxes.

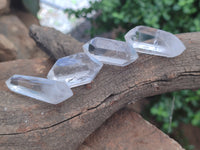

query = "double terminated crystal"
[83,37,138,66]
[125,26,186,57]
[47,53,103,87]
[6,53,102,104]
[6,75,73,104]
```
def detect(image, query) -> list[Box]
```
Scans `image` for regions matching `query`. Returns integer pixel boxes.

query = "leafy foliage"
[148,90,200,133]
[65,0,200,36]
[142,90,200,150]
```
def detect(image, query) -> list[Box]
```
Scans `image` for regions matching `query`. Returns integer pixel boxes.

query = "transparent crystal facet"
[125,26,186,57]
[6,75,73,104]
[83,37,138,66]
[47,53,103,88]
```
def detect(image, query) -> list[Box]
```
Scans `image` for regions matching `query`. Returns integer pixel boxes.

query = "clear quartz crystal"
[125,26,186,57]
[83,37,138,66]
[47,53,103,88]
[6,75,73,104]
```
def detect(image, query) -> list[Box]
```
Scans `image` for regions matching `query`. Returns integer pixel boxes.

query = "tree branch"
[0,25,199,150]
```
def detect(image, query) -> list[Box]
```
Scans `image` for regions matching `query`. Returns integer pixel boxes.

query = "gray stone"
[0,15,47,59]
[0,34,16,61]
[0,0,9,15]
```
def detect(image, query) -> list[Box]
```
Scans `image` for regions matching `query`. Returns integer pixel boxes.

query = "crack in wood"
[0,71,199,136]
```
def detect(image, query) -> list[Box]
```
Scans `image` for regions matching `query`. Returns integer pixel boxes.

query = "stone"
[14,10,40,28]
[180,123,200,150]
[0,34,17,61]
[83,37,138,66]
[125,26,186,57]
[47,53,103,88]
[0,15,47,59]
[79,109,184,150]
[0,0,9,15]
[6,75,73,104]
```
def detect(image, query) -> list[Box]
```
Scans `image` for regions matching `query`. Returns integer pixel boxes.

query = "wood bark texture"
[0,25,199,150]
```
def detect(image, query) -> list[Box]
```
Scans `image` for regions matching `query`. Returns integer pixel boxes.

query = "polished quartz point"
[125,26,186,57]
[83,37,138,66]
[47,53,103,88]
[6,75,73,104]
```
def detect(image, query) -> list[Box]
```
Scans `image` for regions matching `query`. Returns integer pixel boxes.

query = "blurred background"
[3,0,200,149]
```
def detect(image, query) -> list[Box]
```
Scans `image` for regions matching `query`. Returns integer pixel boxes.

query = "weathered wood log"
[0,25,199,150]
[29,25,83,60]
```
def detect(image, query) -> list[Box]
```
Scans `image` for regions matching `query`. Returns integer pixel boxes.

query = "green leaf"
[192,111,200,126]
